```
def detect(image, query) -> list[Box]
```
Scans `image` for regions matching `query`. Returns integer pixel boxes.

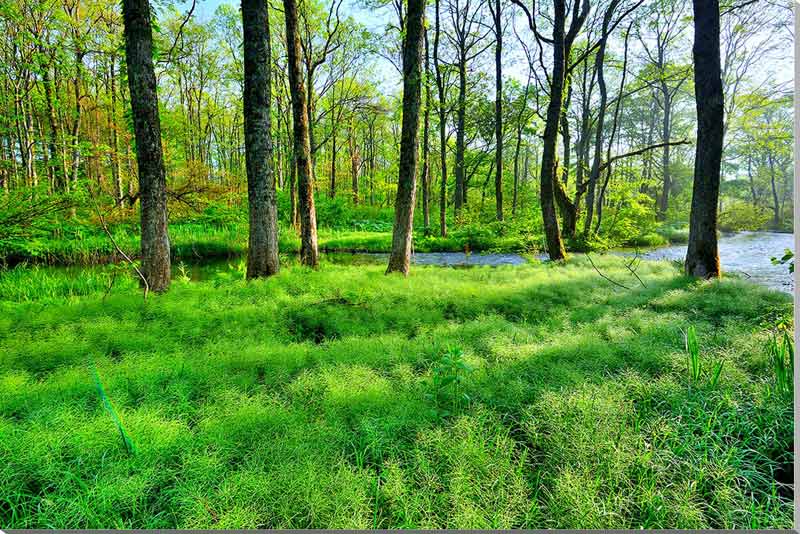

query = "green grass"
[0,257,793,528]
[1,221,545,266]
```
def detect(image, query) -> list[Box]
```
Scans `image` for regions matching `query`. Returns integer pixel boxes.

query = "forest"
[0,0,795,529]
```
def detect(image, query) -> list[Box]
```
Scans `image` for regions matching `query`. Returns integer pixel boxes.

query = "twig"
[87,185,149,300]
[586,253,631,290]
[624,249,647,288]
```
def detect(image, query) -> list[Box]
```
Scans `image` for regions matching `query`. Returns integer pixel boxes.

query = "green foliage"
[719,200,772,232]
[767,331,793,399]
[0,258,793,528]
[770,249,794,274]
[657,224,690,244]
[684,325,725,388]
[427,346,474,418]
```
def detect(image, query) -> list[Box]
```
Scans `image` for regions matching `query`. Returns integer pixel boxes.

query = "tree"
[122,0,171,292]
[685,0,723,278]
[242,0,279,278]
[514,0,589,260]
[582,0,621,237]
[386,0,424,275]
[445,0,489,216]
[634,0,690,220]
[488,0,503,221]
[433,0,449,236]
[284,0,319,267]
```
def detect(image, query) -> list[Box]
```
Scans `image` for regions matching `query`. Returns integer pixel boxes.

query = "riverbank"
[0,258,793,528]
[1,215,690,267]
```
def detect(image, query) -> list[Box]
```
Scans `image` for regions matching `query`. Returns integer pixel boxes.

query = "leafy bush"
[719,200,771,232]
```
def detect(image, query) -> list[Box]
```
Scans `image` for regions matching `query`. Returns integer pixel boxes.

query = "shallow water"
[616,231,795,294]
[168,231,796,294]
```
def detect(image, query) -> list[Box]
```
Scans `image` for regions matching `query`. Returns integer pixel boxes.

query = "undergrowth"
[0,257,793,528]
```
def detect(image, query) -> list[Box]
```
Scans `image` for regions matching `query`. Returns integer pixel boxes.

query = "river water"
[323,231,795,294]
[631,231,794,294]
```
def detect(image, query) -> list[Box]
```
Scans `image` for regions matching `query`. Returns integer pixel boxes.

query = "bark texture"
[242,0,279,279]
[685,0,723,278]
[122,0,171,292]
[386,0,424,275]
[284,0,319,267]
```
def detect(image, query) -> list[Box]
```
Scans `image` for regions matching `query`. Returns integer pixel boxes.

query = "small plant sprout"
[427,346,474,418]
[177,261,191,283]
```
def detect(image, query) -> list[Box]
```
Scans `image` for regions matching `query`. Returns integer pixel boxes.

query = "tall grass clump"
[767,331,793,398]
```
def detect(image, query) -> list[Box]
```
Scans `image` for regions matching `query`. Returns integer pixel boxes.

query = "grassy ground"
[0,257,793,528]
[1,222,546,266]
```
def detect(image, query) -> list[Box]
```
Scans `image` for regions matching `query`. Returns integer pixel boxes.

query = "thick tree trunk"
[386,0,424,275]
[685,0,723,278]
[242,0,279,279]
[493,0,503,221]
[122,0,171,292]
[284,0,319,267]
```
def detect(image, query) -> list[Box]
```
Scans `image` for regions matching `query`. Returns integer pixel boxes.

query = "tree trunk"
[242,0,279,279]
[386,0,424,275]
[122,0,171,292]
[657,87,672,219]
[421,28,431,231]
[41,58,65,192]
[349,118,360,205]
[284,0,319,267]
[685,0,723,278]
[538,0,569,261]
[512,125,522,218]
[582,0,618,238]
[768,152,780,227]
[109,55,124,207]
[454,54,466,215]
[434,0,447,237]
[493,0,503,221]
[329,126,337,198]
